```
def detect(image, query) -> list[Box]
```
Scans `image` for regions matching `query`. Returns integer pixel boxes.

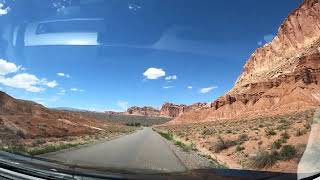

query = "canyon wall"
[169,0,320,124]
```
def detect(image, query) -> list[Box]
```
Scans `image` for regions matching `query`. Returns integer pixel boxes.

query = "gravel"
[163,138,215,170]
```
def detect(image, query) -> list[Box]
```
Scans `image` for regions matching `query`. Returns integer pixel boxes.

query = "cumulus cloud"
[57,72,70,78]
[45,80,58,88]
[0,59,20,75]
[117,100,129,110]
[187,86,193,89]
[0,59,58,92]
[0,73,44,92]
[200,86,217,94]
[165,75,177,81]
[143,67,166,80]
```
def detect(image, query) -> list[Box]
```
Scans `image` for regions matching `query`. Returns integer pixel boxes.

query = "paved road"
[42,127,186,173]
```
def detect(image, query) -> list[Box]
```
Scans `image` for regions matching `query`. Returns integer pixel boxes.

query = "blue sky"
[0,0,302,111]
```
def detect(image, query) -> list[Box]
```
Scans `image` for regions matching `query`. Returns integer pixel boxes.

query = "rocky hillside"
[0,91,115,138]
[170,0,320,124]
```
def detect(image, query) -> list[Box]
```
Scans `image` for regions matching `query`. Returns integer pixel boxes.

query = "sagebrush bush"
[211,136,236,153]
[278,145,296,160]
[250,150,278,168]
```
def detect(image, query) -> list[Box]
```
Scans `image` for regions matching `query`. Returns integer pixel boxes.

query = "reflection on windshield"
[0,0,320,178]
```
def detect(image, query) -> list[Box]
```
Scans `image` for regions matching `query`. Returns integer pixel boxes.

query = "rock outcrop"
[125,106,160,116]
[169,0,320,124]
[160,102,209,117]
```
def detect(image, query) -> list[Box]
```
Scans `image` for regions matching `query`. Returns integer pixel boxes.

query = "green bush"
[278,145,296,160]
[265,129,277,136]
[236,145,245,152]
[280,132,290,142]
[237,134,249,144]
[158,131,174,141]
[250,150,278,168]
[272,140,283,150]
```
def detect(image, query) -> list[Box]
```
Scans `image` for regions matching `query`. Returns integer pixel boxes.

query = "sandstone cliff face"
[233,0,320,93]
[126,106,160,116]
[160,102,209,117]
[169,0,320,124]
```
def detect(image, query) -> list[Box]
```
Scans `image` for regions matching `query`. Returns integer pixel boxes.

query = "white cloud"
[0,59,19,75]
[165,75,177,81]
[45,80,58,88]
[70,88,84,92]
[200,86,217,94]
[57,72,70,78]
[0,59,57,92]
[143,67,165,80]
[0,73,44,92]
[0,3,10,16]
[163,86,173,89]
[128,3,141,11]
[117,100,129,110]
[187,86,193,89]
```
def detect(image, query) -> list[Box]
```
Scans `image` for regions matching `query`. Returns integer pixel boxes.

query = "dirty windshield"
[0,0,320,178]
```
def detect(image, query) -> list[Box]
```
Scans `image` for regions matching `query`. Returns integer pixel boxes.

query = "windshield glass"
[0,0,319,178]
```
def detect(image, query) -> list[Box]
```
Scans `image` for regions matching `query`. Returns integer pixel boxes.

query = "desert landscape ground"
[155,109,317,172]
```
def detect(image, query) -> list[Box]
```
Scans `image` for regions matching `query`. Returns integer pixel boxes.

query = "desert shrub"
[304,123,311,130]
[126,122,141,127]
[238,134,249,143]
[250,150,278,168]
[202,129,215,136]
[265,129,277,136]
[295,129,303,136]
[295,144,307,160]
[236,145,245,152]
[174,141,195,152]
[211,136,236,153]
[272,140,283,150]
[158,131,174,141]
[16,130,26,139]
[280,132,290,142]
[31,139,46,146]
[278,145,296,160]
[27,143,79,156]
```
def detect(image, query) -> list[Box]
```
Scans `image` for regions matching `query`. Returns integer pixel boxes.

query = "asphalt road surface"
[42,127,187,173]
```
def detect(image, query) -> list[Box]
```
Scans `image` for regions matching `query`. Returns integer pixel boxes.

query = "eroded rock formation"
[169,0,320,124]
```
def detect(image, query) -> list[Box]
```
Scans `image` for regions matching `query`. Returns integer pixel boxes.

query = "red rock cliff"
[170,0,320,124]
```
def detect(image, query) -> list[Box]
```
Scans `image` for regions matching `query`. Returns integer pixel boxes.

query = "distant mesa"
[121,102,210,118]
